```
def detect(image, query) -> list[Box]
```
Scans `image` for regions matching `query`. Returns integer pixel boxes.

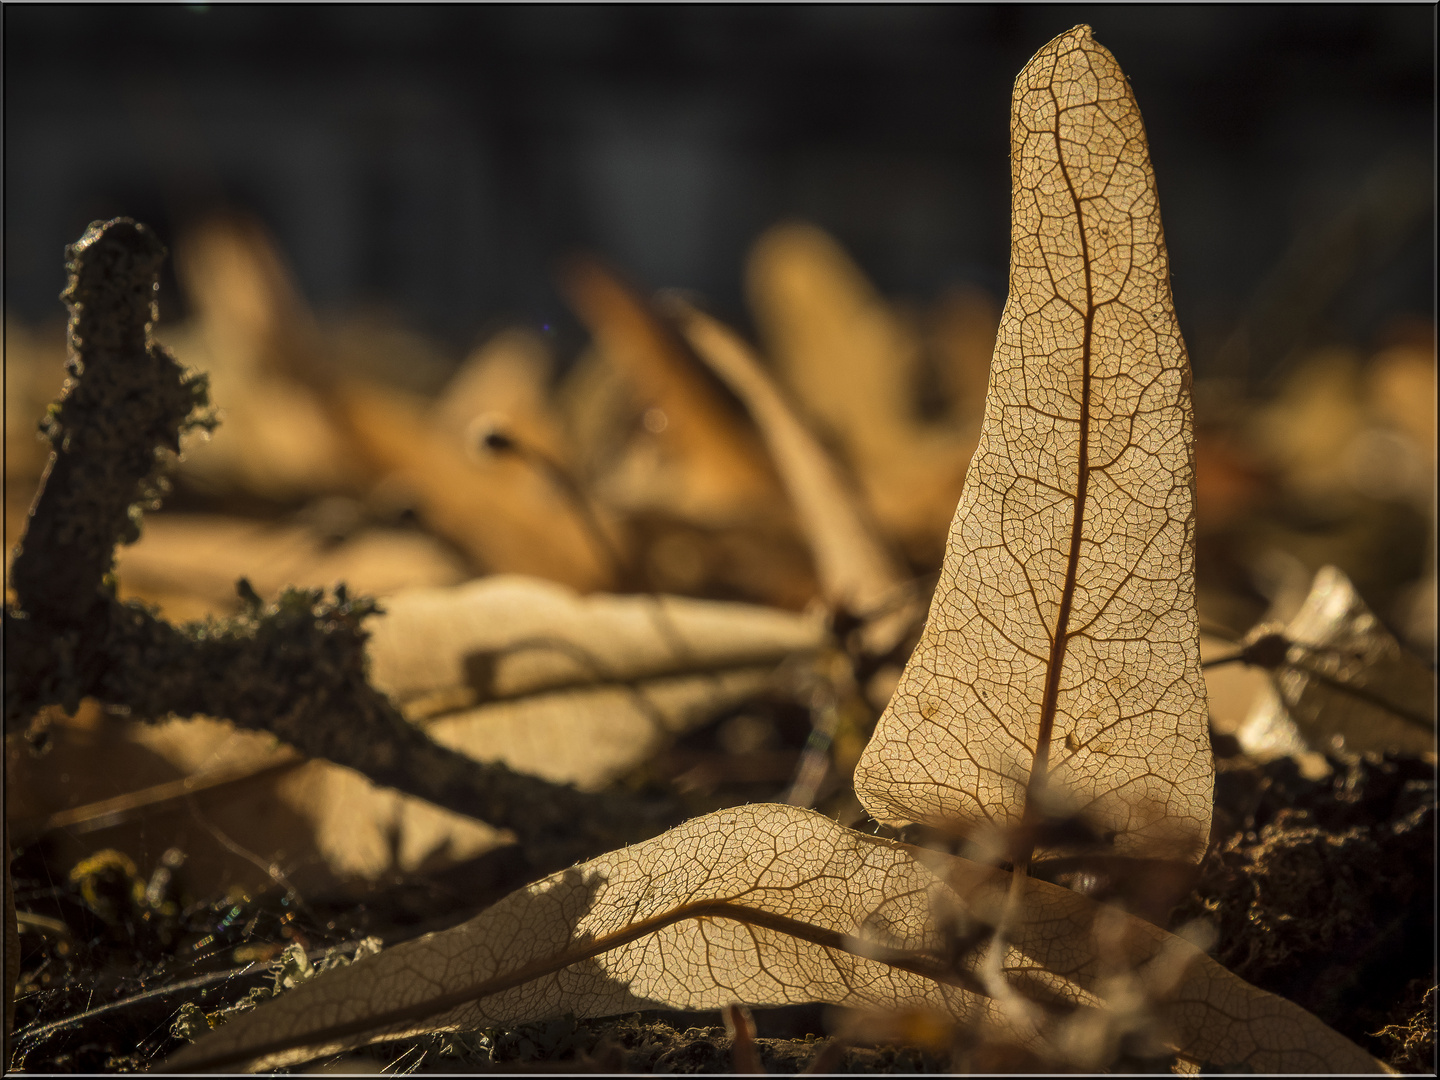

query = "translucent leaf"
[853,24,1212,862]
[162,804,1383,1074]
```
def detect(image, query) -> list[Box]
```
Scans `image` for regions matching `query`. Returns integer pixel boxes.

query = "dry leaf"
[854,24,1212,862]
[1197,633,1271,739]
[560,257,785,529]
[112,514,469,623]
[162,803,1382,1074]
[10,579,822,888]
[1236,565,1436,759]
[433,327,572,466]
[5,669,776,892]
[165,218,361,500]
[670,300,921,654]
[366,574,827,709]
[746,222,977,561]
[331,377,618,591]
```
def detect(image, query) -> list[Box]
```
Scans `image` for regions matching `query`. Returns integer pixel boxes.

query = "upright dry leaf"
[163,804,1383,1074]
[671,301,920,654]
[854,25,1212,862]
[1237,564,1436,759]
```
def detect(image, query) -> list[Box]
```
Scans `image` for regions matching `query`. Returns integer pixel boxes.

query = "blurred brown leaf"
[560,257,786,530]
[113,514,468,623]
[671,299,921,655]
[1236,565,1436,760]
[746,222,978,564]
[331,376,618,591]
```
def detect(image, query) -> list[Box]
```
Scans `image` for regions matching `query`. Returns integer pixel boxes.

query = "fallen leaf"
[366,574,827,709]
[560,257,785,530]
[331,377,619,591]
[1235,565,1436,759]
[669,300,921,654]
[10,579,823,888]
[165,217,362,501]
[853,22,1212,863]
[746,222,977,562]
[113,514,469,623]
[433,327,573,467]
[161,803,1383,1074]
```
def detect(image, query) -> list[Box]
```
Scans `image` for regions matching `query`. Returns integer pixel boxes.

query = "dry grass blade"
[853,24,1212,864]
[669,299,921,655]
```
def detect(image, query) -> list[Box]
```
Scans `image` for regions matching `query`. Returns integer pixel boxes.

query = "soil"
[7,746,1435,1073]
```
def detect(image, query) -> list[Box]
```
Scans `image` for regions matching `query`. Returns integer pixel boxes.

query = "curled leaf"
[1237,564,1436,759]
[162,804,1383,1074]
[669,300,921,654]
[854,25,1212,862]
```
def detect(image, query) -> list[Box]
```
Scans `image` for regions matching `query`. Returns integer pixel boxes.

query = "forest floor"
[9,738,1433,1073]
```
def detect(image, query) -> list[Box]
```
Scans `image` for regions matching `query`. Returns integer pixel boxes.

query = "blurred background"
[6,3,1435,637]
[7,5,1434,364]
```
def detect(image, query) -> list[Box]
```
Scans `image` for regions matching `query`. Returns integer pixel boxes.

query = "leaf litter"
[6,21,1433,1077]
[155,26,1401,1074]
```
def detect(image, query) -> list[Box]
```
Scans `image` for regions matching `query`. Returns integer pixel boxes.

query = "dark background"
[5,4,1434,381]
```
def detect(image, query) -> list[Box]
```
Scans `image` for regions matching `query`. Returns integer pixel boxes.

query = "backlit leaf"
[853,24,1212,862]
[162,804,1383,1074]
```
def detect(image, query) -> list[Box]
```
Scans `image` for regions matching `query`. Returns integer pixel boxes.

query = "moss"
[3,218,681,878]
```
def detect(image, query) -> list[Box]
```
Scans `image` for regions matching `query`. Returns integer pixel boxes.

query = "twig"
[3,219,683,874]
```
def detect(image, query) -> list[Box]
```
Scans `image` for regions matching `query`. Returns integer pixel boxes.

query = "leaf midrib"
[164,899,987,1072]
[1021,87,1095,862]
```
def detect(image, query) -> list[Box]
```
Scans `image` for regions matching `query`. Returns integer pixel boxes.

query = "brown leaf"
[853,26,1212,863]
[332,377,618,590]
[10,580,823,887]
[161,804,1383,1074]
[166,217,362,500]
[1236,565,1436,759]
[433,327,573,467]
[746,222,977,562]
[669,300,921,654]
[560,257,785,529]
[112,514,468,623]
[366,575,827,708]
